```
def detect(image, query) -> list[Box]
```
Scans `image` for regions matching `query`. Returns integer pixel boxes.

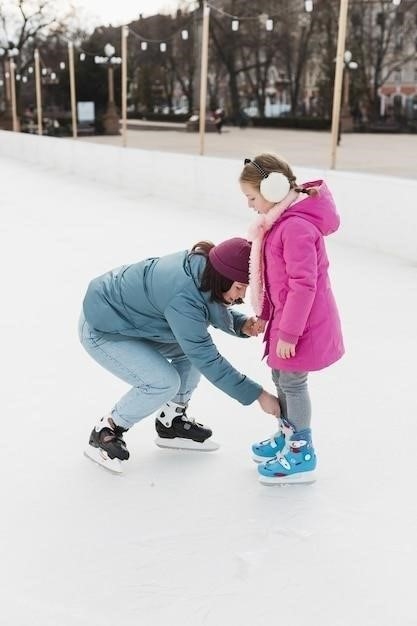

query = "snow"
[1,154,416,626]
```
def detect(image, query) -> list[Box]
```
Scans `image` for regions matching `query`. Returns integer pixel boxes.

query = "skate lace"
[180,410,203,427]
[101,422,126,445]
[181,413,196,425]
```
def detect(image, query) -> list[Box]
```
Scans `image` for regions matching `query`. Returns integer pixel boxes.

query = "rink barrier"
[1,130,416,263]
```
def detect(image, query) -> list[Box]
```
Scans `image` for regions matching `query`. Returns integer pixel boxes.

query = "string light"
[104,43,115,58]
[231,19,239,31]
[266,18,273,31]
[304,0,313,12]
[128,16,193,48]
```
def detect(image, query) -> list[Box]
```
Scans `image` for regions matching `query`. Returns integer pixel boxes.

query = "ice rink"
[2,153,416,626]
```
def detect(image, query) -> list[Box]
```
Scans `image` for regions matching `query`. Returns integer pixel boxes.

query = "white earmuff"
[260,172,291,203]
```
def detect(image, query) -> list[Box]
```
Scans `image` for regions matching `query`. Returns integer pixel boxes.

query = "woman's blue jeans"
[78,313,201,429]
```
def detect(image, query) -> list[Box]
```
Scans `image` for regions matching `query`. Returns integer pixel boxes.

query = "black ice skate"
[84,416,129,473]
[155,402,219,451]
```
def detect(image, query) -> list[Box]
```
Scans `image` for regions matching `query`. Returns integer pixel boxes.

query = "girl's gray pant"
[272,369,311,432]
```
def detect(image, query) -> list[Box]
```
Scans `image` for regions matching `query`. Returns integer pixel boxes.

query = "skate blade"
[154,436,220,452]
[259,471,316,486]
[84,446,124,474]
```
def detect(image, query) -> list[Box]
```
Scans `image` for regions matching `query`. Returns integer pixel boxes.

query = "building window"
[395,11,404,26]
[394,68,401,84]
[376,12,385,27]
[395,34,403,52]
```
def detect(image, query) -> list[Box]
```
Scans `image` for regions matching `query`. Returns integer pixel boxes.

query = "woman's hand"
[276,339,296,359]
[257,390,280,417]
[241,316,260,336]
[241,317,267,336]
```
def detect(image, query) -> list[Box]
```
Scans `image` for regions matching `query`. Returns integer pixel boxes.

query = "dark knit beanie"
[208,237,251,284]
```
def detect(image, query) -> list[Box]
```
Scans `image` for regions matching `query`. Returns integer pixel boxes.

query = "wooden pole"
[9,59,18,132]
[68,42,77,138]
[199,2,210,156]
[121,25,128,148]
[108,66,114,102]
[330,0,349,169]
[34,49,43,135]
[4,60,11,101]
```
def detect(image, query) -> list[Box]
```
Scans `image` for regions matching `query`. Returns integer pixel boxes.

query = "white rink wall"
[1,129,416,262]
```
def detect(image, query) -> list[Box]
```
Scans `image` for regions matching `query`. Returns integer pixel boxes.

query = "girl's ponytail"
[293,184,319,197]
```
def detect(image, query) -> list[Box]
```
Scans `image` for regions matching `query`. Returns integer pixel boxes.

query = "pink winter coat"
[260,180,344,372]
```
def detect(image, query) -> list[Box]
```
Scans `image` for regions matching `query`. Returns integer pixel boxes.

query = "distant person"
[237,109,250,128]
[213,108,225,133]
[239,154,344,484]
[79,238,279,473]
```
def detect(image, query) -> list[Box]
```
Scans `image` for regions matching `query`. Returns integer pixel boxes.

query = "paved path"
[79,123,417,179]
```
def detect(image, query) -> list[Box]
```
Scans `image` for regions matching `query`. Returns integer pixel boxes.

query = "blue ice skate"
[258,428,317,485]
[252,431,285,462]
[251,416,293,462]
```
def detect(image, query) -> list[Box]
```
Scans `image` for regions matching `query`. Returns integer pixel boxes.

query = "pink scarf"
[248,190,299,316]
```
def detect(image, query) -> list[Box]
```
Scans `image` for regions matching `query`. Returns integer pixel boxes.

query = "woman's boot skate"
[85,416,129,473]
[155,402,219,451]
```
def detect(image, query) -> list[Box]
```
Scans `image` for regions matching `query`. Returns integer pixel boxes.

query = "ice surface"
[1,155,416,626]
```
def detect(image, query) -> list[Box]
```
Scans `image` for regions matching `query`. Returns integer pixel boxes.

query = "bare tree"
[0,1,86,120]
[276,0,317,115]
[348,0,417,120]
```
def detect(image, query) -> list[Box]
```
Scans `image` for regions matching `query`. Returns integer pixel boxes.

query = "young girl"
[240,154,344,485]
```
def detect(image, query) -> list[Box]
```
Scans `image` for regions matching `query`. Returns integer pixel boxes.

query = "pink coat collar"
[248,189,299,316]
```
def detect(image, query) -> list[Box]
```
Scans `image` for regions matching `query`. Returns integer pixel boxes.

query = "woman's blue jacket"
[83,250,262,405]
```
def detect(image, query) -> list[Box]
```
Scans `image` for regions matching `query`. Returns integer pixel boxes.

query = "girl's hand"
[254,318,267,334]
[276,339,296,359]
[241,317,260,336]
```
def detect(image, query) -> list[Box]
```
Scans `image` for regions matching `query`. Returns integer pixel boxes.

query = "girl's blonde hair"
[239,153,317,197]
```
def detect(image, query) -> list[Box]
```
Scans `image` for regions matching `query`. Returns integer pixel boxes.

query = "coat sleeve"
[229,310,251,337]
[278,219,318,344]
[164,294,262,405]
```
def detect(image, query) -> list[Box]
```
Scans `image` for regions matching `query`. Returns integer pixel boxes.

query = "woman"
[79,237,279,473]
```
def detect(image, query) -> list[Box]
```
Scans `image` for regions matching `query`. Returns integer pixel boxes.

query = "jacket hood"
[280,180,340,236]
